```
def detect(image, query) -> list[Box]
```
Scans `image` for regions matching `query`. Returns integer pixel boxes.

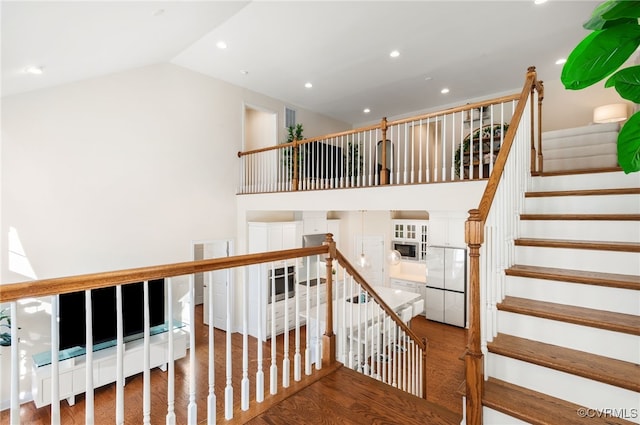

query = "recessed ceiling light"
[424,76,433,81]
[152,8,165,17]
[240,70,248,75]
[390,50,400,58]
[216,41,228,50]
[534,0,547,4]
[363,108,371,114]
[24,66,44,75]
[305,82,313,89]
[555,58,567,65]
[441,88,450,94]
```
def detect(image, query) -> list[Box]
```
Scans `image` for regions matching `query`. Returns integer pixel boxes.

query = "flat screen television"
[58,279,165,351]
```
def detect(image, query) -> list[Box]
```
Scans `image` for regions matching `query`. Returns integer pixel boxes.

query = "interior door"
[197,239,233,330]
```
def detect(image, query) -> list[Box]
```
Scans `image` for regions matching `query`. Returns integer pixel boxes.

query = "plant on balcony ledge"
[454,123,509,176]
[0,308,12,346]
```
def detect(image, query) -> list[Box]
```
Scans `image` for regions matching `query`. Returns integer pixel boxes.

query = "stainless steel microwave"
[391,241,419,261]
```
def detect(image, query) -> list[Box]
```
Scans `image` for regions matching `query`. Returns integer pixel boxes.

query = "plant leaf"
[617,111,640,173]
[605,66,640,103]
[584,0,640,30]
[561,24,640,90]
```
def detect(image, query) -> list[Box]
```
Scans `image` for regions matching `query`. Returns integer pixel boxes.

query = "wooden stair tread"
[483,377,637,425]
[498,296,640,335]
[526,187,640,197]
[506,264,640,290]
[540,167,622,176]
[515,237,640,252]
[487,334,640,392]
[520,213,640,221]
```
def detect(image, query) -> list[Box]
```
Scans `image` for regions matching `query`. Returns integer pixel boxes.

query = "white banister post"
[166,278,176,425]
[84,290,95,424]
[224,269,233,420]
[269,264,278,394]
[188,274,197,424]
[50,296,60,424]
[10,301,19,425]
[256,266,265,402]
[143,281,151,425]
[242,267,249,411]
[116,285,124,425]
[282,261,290,388]
[206,272,216,424]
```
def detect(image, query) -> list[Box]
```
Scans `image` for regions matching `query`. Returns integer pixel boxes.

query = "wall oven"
[268,265,296,303]
[391,241,419,261]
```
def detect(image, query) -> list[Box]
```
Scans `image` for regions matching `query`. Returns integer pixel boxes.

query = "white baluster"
[85,290,94,424]
[282,261,290,388]
[205,273,215,423]
[50,295,60,424]
[10,302,19,424]
[304,257,311,376]
[270,264,278,394]
[143,281,151,425]
[256,267,265,402]
[188,275,198,424]
[224,269,233,420]
[116,285,124,425]
[166,278,176,425]
[294,260,301,382]
[242,267,249,411]
[314,258,321,370]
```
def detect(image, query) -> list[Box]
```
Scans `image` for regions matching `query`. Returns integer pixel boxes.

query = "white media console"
[31,327,187,408]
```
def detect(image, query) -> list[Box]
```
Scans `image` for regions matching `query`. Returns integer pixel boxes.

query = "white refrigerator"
[425,245,467,327]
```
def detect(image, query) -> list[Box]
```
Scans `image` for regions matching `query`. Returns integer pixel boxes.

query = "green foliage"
[561,0,640,174]
[0,308,11,346]
[282,124,305,178]
[345,140,363,178]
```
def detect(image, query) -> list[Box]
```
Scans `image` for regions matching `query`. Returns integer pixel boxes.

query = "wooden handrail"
[0,245,329,303]
[464,66,541,425]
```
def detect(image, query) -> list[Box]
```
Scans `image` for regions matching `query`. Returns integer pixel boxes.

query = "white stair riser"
[486,353,640,422]
[532,172,640,192]
[482,407,529,424]
[514,246,640,275]
[495,311,639,363]
[523,195,639,214]
[519,220,639,242]
[505,276,640,315]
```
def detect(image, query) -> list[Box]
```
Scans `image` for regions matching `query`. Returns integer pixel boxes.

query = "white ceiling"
[2,1,599,125]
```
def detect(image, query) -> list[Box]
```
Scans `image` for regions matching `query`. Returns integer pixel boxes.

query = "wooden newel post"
[536,79,545,175]
[292,139,299,191]
[465,209,484,425]
[322,233,336,367]
[380,117,388,185]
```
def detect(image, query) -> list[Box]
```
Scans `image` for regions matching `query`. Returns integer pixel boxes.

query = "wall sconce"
[593,103,628,123]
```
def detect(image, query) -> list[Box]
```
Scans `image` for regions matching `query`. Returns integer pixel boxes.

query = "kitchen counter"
[389,273,426,284]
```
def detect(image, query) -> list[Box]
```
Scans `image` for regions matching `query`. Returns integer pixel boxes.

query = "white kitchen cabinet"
[427,212,466,247]
[391,220,428,261]
[248,221,302,253]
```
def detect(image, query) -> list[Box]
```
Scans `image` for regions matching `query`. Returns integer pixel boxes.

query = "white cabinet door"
[425,287,444,322]
[444,291,465,327]
[202,240,233,329]
[282,222,301,249]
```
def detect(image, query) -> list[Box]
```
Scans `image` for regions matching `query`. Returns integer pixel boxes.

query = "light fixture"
[216,41,228,49]
[363,108,371,114]
[387,249,401,266]
[24,66,44,75]
[555,58,567,65]
[534,0,548,4]
[441,88,450,94]
[358,210,370,269]
[593,103,628,123]
[389,50,400,58]
[304,82,313,88]
[151,8,165,17]
[240,70,249,75]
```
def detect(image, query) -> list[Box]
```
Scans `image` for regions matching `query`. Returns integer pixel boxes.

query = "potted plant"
[454,123,509,176]
[561,0,640,174]
[0,308,12,347]
[282,124,305,179]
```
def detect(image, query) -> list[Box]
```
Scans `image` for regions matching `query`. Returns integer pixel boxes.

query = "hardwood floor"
[1,306,466,424]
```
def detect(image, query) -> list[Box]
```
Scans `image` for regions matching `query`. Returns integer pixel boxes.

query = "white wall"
[1,63,349,283]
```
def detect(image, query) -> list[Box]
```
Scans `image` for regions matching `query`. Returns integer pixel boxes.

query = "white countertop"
[389,273,426,283]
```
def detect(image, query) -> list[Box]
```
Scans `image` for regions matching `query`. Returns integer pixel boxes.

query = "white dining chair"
[412,299,425,321]
[351,322,382,376]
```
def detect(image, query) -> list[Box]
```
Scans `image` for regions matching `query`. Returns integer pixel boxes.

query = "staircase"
[482,171,640,424]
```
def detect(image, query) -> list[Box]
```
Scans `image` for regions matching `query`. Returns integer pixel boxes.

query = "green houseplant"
[282,124,305,179]
[454,123,509,176]
[561,0,640,174]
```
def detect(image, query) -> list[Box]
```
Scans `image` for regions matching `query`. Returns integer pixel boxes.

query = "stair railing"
[0,234,425,424]
[464,67,543,425]
[237,96,523,194]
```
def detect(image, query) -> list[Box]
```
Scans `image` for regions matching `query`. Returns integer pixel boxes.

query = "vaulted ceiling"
[2,1,599,124]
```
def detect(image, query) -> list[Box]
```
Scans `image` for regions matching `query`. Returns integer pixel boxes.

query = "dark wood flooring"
[0,306,466,424]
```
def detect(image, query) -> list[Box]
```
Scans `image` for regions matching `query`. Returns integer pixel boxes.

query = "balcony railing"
[237,87,543,194]
[0,235,426,424]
